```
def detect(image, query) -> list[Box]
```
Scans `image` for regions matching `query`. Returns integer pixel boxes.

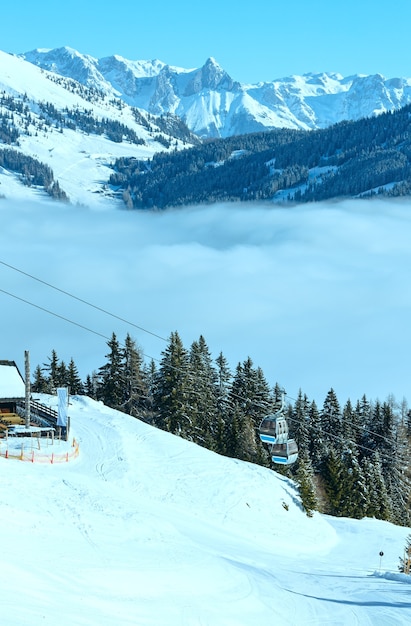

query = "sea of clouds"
[1,197,410,407]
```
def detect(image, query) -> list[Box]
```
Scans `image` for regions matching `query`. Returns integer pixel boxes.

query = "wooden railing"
[16,399,58,427]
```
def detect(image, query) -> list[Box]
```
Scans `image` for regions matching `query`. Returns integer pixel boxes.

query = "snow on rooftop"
[0,362,25,398]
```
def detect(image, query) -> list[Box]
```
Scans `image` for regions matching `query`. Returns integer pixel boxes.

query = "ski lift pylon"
[258,389,298,465]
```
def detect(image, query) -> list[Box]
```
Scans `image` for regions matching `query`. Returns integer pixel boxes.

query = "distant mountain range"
[1,46,411,208]
[20,47,411,139]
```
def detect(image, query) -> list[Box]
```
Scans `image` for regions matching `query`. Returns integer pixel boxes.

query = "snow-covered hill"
[21,46,411,137]
[1,393,410,625]
[0,50,196,208]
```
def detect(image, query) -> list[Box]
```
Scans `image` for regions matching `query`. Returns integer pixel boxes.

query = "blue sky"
[3,0,411,83]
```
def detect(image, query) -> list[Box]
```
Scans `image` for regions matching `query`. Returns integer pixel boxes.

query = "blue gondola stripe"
[259,434,277,444]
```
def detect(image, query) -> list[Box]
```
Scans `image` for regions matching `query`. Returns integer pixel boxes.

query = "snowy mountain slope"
[0,50,196,208]
[3,47,411,208]
[21,46,411,137]
[1,393,410,625]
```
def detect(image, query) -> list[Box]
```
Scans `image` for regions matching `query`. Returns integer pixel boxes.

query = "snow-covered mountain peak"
[18,45,411,137]
[23,45,97,69]
[22,46,107,91]
[183,56,238,96]
[99,54,166,79]
[202,56,235,88]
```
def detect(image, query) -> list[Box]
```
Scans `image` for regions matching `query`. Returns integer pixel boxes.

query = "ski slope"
[0,395,410,625]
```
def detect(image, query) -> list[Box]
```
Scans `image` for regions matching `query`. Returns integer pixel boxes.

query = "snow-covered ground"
[0,49,175,210]
[1,395,410,625]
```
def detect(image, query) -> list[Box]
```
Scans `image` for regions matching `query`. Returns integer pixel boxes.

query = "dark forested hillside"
[109,105,411,209]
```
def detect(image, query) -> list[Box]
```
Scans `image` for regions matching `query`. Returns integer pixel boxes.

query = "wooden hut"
[0,360,26,427]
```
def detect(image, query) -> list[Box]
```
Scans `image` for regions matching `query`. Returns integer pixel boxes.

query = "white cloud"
[1,197,410,406]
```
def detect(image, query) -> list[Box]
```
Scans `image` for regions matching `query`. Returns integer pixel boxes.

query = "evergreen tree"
[142,359,158,424]
[56,360,68,387]
[308,400,324,471]
[341,399,360,447]
[272,382,285,408]
[154,331,190,435]
[322,447,344,515]
[188,335,219,447]
[399,397,409,427]
[379,401,397,474]
[43,349,60,389]
[291,389,310,459]
[339,450,369,519]
[31,364,51,393]
[295,451,318,516]
[365,400,384,456]
[373,401,411,526]
[223,403,244,459]
[406,409,411,439]
[321,388,342,450]
[355,395,372,460]
[229,358,272,463]
[213,352,233,455]
[84,372,99,399]
[362,453,391,520]
[97,333,125,410]
[398,534,411,574]
[67,357,84,395]
[229,357,272,428]
[123,334,147,418]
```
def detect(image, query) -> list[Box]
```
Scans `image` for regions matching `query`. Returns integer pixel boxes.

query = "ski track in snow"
[0,395,410,625]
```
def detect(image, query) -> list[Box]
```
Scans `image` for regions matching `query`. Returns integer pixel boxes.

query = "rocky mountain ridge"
[21,46,411,138]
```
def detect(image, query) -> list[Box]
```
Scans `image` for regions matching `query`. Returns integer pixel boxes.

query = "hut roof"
[0,360,26,399]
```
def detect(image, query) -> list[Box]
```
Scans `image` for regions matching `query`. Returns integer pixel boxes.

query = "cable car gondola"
[258,390,298,466]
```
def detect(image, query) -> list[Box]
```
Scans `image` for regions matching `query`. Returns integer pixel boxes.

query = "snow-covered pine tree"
[67,357,84,395]
[295,451,318,516]
[43,349,60,390]
[308,400,324,471]
[361,453,392,520]
[97,332,125,411]
[229,358,272,428]
[224,402,245,459]
[229,358,272,463]
[56,360,68,387]
[321,388,342,450]
[213,351,232,455]
[371,400,411,526]
[153,331,190,435]
[141,358,158,424]
[291,389,311,459]
[322,447,345,515]
[339,449,369,519]
[31,363,51,393]
[122,333,148,418]
[341,399,360,448]
[84,371,99,399]
[398,534,411,574]
[188,335,219,447]
[355,395,372,461]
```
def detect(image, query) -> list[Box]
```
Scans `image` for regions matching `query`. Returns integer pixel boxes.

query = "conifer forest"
[32,331,411,527]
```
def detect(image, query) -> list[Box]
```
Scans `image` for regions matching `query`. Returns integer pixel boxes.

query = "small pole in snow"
[379,551,384,572]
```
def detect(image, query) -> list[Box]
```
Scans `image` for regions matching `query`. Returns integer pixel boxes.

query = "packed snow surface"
[1,395,410,625]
